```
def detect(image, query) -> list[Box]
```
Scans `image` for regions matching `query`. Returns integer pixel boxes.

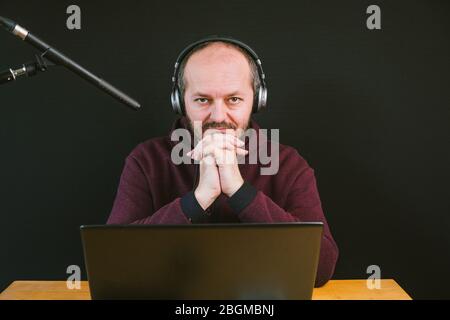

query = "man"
[107,37,338,287]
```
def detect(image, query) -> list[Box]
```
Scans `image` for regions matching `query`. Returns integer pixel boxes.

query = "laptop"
[80,222,323,300]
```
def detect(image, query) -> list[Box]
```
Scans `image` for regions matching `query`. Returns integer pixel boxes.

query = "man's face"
[183,43,254,139]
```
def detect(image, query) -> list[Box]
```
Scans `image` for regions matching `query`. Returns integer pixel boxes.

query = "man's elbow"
[314,242,339,287]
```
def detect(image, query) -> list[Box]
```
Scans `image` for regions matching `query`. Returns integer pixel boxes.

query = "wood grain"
[0,279,411,300]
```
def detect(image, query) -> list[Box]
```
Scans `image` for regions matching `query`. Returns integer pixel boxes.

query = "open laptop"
[80,222,323,300]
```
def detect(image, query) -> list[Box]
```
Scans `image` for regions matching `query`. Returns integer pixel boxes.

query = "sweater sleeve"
[106,155,192,225]
[228,167,339,287]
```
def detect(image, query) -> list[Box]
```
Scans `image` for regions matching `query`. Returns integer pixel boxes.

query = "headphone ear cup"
[253,86,268,113]
[171,87,183,115]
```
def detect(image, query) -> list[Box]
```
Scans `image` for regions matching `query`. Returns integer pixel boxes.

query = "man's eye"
[228,97,242,104]
[195,98,209,104]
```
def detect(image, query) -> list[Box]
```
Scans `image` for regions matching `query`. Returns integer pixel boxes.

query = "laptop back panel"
[81,223,323,300]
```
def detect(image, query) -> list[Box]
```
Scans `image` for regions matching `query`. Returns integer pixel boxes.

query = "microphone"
[0,16,141,111]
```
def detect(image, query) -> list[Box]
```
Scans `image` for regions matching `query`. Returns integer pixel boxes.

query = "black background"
[1,0,449,299]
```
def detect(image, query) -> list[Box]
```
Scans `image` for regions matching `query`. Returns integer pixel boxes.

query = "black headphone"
[170,36,268,115]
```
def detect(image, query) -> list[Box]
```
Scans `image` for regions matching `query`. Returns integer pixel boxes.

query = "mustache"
[202,121,237,131]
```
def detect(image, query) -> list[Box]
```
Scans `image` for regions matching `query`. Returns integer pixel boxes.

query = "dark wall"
[1,0,449,299]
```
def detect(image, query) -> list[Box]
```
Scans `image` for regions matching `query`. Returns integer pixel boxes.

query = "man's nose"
[209,100,227,122]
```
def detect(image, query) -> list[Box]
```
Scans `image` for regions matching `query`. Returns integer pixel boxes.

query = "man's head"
[178,41,261,138]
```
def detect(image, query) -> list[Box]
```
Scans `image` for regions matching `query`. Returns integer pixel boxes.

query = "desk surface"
[0,279,411,300]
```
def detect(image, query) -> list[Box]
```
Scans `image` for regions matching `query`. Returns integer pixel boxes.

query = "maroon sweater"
[107,117,339,287]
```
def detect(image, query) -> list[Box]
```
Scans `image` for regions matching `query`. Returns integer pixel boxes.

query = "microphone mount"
[0,51,54,85]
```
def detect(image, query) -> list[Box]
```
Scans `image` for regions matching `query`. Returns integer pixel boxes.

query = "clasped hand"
[187,129,248,210]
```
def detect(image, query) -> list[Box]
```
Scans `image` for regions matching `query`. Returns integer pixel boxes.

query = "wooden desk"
[0,279,411,300]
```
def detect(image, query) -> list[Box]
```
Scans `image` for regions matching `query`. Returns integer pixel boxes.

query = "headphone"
[170,36,268,116]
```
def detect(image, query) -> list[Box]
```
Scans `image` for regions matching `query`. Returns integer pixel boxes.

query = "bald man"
[107,39,338,287]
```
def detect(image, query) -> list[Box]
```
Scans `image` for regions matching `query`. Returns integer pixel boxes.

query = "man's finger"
[236,148,249,156]
[189,137,240,159]
[203,130,245,147]
[189,142,247,161]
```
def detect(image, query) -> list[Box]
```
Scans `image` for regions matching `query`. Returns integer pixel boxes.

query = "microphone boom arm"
[0,16,141,111]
